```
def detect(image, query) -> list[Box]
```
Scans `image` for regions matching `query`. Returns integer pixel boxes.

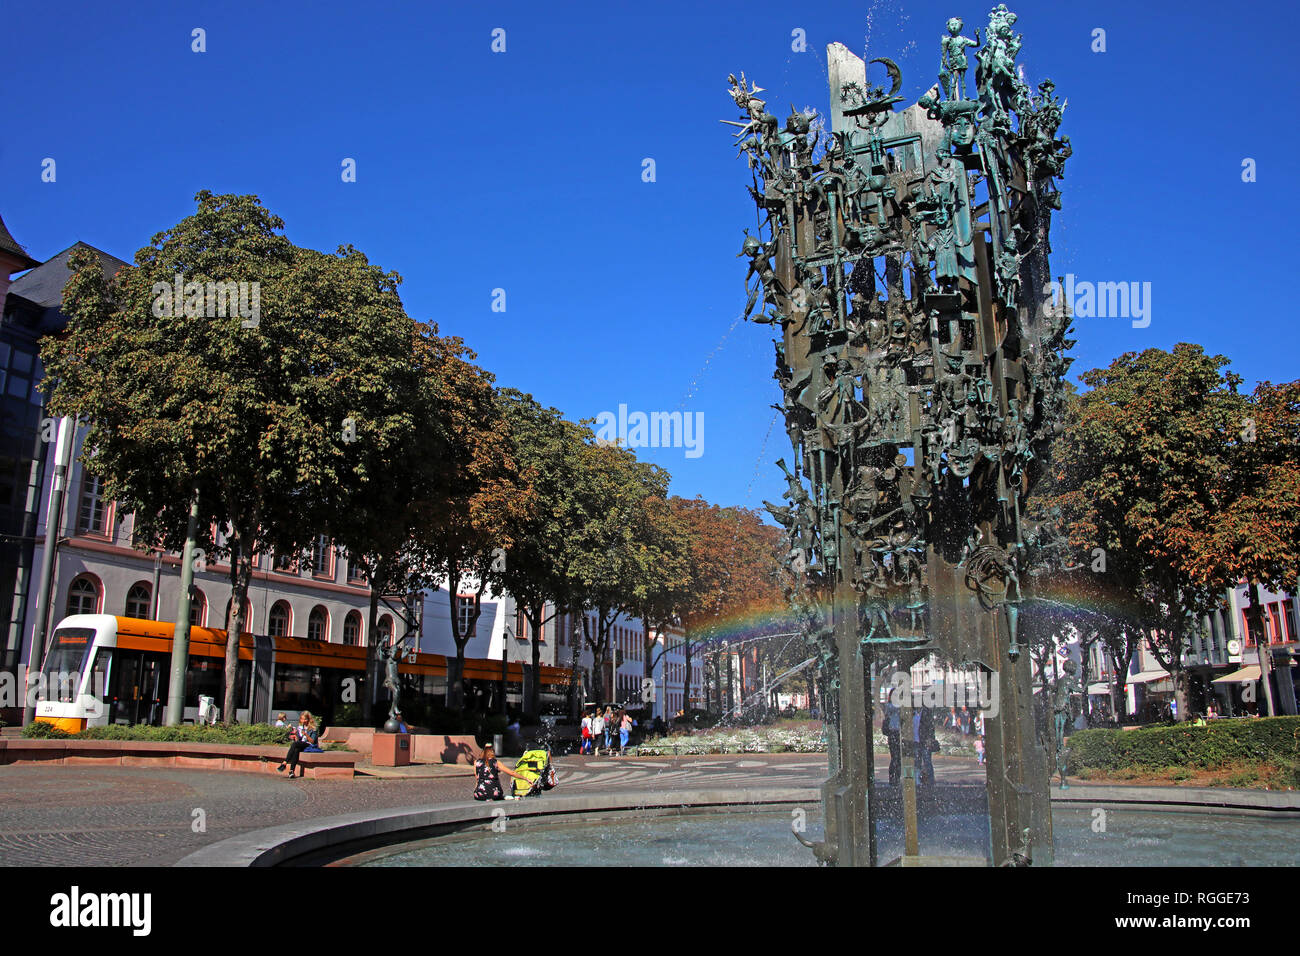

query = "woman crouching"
[473,744,527,801]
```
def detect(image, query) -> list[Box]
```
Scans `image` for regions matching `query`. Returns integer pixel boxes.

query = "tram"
[33,614,571,732]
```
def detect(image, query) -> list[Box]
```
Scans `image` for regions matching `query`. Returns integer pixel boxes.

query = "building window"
[343,611,362,646]
[190,589,207,627]
[457,596,477,637]
[124,583,152,620]
[273,551,297,573]
[307,606,328,643]
[269,601,291,638]
[77,472,107,534]
[66,576,101,616]
[377,615,394,645]
[1285,598,1298,644]
[311,535,333,578]
[347,558,367,585]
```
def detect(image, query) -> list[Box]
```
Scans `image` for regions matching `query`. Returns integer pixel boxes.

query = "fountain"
[731,6,1077,866]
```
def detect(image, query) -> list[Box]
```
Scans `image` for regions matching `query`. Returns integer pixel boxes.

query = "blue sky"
[2,0,1291,511]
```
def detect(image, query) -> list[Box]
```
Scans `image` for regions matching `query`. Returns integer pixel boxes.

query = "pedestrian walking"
[581,711,592,755]
[592,709,606,756]
[619,710,634,754]
[602,706,614,753]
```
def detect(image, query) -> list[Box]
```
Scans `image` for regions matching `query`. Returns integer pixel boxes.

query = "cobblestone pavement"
[0,753,982,866]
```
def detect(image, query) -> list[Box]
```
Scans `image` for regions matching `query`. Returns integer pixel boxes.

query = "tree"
[328,323,452,722]
[46,192,421,721]
[411,342,537,709]
[655,497,784,718]
[566,442,687,705]
[1177,379,1300,715]
[495,389,593,716]
[1044,345,1249,721]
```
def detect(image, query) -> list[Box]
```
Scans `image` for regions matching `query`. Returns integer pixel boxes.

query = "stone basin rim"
[174,783,1300,867]
[174,787,818,867]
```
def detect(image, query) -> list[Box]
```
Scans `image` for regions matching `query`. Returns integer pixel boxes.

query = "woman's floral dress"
[473,758,504,801]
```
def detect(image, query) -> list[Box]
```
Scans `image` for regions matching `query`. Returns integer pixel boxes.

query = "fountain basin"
[176,783,1300,867]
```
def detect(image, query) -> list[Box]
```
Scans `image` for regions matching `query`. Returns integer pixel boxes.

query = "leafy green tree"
[495,389,594,715]
[328,323,453,721]
[1044,345,1248,721]
[45,192,421,720]
[411,345,537,709]
[566,442,688,704]
[1179,379,1300,715]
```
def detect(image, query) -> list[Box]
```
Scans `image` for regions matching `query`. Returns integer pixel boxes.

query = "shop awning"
[1126,670,1172,685]
[1212,665,1261,684]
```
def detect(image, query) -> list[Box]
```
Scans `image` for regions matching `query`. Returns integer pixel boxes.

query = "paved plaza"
[0,753,986,866]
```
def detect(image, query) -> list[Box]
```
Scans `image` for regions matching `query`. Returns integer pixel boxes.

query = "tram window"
[42,627,95,702]
[88,648,112,703]
[185,657,223,709]
[274,664,324,713]
[234,661,252,709]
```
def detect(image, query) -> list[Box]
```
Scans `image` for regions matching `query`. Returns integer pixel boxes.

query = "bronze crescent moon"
[870,57,903,97]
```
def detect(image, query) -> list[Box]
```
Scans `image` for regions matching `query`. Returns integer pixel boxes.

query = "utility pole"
[23,416,73,726]
[164,488,201,726]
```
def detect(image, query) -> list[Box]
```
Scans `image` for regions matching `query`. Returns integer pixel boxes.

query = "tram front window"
[41,627,95,702]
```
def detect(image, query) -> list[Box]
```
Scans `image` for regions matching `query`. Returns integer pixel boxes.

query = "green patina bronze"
[727,5,1075,866]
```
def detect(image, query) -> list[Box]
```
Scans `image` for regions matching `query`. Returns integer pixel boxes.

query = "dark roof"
[0,212,40,272]
[8,242,129,309]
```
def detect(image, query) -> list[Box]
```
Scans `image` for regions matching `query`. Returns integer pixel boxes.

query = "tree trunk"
[525,603,544,717]
[446,583,467,709]
[222,538,253,723]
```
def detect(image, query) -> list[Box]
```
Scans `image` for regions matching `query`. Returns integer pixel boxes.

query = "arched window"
[308,605,329,643]
[343,611,362,646]
[377,614,394,645]
[124,582,152,619]
[269,601,292,638]
[66,575,101,617]
[122,582,150,621]
[189,589,207,627]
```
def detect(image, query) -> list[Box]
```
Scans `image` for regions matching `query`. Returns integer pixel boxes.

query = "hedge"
[23,722,293,746]
[1068,716,1300,775]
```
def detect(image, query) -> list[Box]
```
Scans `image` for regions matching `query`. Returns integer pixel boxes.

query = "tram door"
[108,651,167,726]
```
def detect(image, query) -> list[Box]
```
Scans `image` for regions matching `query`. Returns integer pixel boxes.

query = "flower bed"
[632,724,976,757]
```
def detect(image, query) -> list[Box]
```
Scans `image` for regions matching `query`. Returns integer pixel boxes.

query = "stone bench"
[0,738,355,780]
[321,727,486,764]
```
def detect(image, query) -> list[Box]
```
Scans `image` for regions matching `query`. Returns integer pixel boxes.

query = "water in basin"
[346,806,1300,867]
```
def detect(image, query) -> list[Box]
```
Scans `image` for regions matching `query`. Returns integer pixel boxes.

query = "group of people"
[881,702,988,786]
[882,702,938,787]
[580,706,635,755]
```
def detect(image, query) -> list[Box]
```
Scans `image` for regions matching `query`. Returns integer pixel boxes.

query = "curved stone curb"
[1050,784,1300,816]
[174,786,820,867]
